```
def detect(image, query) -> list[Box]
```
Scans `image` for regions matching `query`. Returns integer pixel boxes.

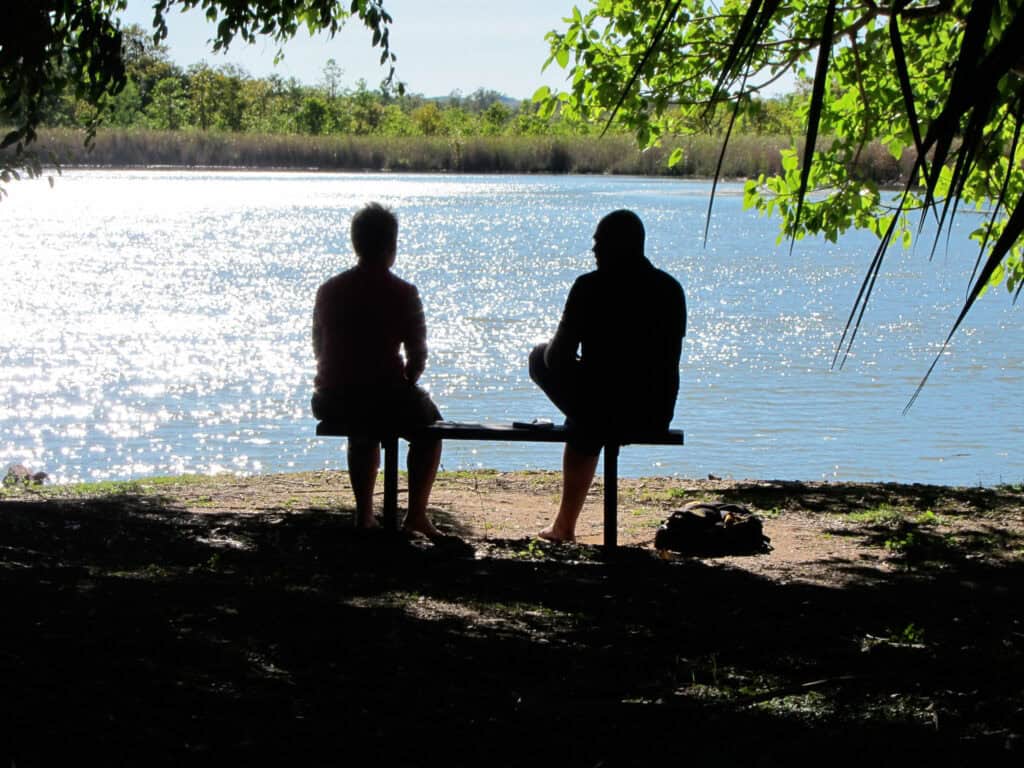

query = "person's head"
[592,209,645,269]
[351,202,398,267]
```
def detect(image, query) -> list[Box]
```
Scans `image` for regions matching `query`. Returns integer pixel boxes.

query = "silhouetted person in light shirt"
[312,203,443,537]
[530,209,686,542]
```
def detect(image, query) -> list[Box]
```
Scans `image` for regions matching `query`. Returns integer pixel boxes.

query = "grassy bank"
[8,127,912,182]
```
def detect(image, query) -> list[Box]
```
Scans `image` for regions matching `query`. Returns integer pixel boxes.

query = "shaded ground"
[2,471,1023,765]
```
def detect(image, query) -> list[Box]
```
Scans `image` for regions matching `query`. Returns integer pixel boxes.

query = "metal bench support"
[317,421,683,550]
[603,442,620,551]
[382,434,399,531]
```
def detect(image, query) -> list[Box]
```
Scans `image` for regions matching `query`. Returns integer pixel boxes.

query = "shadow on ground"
[707,479,1024,517]
[1,490,1022,766]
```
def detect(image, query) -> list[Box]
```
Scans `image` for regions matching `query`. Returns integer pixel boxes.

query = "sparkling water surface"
[3,170,1022,484]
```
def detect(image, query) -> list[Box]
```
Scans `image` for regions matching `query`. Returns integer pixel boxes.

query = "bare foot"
[402,516,443,540]
[537,526,575,543]
[356,516,380,530]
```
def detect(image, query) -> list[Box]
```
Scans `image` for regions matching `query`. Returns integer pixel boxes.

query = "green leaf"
[780,149,798,172]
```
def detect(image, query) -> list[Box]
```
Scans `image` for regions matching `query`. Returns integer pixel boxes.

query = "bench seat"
[316,420,684,550]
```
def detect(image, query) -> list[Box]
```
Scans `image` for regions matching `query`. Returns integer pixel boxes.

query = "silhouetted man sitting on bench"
[530,209,686,542]
[311,203,444,537]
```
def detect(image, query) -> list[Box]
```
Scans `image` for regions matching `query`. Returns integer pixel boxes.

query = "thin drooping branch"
[969,98,1024,291]
[600,0,684,138]
[704,76,748,247]
[846,32,872,169]
[889,2,927,170]
[906,191,1024,410]
[790,0,838,247]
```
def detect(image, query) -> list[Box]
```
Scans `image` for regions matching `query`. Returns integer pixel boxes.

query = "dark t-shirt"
[549,257,686,429]
[312,264,427,396]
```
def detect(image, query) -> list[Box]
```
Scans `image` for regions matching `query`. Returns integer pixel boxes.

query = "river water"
[2,170,1022,485]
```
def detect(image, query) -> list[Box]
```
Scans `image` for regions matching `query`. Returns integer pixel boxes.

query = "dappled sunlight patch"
[342,591,578,643]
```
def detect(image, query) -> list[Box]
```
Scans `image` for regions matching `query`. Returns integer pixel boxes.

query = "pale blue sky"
[120,0,576,98]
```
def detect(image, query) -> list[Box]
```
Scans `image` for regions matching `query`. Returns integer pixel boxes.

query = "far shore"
[42,162,747,183]
[3,127,914,184]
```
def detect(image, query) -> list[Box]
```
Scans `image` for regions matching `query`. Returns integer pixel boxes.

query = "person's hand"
[405,365,423,385]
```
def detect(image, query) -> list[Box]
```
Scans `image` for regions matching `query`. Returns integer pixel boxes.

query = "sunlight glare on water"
[2,170,1022,485]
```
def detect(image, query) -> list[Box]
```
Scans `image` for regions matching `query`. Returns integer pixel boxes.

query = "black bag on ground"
[655,502,771,556]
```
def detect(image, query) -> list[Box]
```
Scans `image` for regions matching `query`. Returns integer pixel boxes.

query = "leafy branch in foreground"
[539,0,1024,397]
[0,0,396,199]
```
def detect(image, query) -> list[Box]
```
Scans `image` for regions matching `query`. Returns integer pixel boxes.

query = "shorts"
[528,344,605,456]
[311,384,442,443]
[528,343,670,457]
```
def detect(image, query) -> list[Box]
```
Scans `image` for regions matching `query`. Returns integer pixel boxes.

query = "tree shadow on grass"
[824,518,1024,568]
[1,491,1022,766]
[708,479,1023,518]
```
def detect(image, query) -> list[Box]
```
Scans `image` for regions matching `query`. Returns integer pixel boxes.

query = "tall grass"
[4,127,910,183]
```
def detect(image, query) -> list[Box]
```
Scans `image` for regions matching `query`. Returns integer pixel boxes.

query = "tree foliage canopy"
[0,0,395,190]
[540,0,1024,392]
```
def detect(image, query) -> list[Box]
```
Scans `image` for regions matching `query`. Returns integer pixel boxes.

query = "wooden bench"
[315,420,684,550]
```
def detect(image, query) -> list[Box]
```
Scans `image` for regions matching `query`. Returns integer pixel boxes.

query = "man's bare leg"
[347,440,380,528]
[403,438,442,537]
[539,444,600,542]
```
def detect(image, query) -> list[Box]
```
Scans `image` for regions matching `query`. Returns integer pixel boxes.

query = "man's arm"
[658,280,686,423]
[403,285,428,384]
[545,280,584,371]
[311,286,324,358]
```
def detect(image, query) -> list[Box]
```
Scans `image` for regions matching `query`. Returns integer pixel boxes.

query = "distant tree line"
[26,26,807,142]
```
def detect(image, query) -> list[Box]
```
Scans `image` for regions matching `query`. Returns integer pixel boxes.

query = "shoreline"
[3,127,913,184]
[27,162,912,193]
[28,159,750,184]
[16,466,1023,494]
[9,468,1022,559]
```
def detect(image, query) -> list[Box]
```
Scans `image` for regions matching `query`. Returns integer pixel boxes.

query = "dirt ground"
[51,469,1020,588]
[2,470,1023,765]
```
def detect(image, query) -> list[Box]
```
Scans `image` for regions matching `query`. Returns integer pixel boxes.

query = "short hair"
[351,203,398,263]
[596,209,645,257]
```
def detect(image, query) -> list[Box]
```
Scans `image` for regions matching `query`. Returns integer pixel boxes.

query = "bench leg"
[382,435,399,531]
[603,443,619,551]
